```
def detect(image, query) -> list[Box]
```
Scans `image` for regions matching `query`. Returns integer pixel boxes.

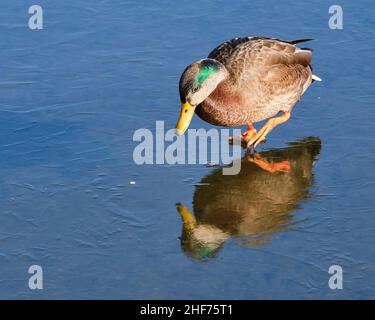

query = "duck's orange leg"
[229,124,257,143]
[241,124,257,141]
[247,112,291,150]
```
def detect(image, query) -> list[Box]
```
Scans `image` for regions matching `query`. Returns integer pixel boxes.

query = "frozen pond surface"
[0,0,375,299]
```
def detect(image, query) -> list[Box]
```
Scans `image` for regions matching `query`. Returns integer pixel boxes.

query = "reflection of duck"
[177,137,321,260]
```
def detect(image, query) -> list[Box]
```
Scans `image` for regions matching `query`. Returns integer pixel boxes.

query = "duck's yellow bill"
[175,102,195,135]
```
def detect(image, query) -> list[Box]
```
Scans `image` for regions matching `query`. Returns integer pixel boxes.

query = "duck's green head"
[176,59,228,135]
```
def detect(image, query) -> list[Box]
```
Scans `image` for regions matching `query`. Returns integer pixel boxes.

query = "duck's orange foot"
[246,125,272,149]
[241,124,257,141]
[246,112,291,150]
[229,124,259,146]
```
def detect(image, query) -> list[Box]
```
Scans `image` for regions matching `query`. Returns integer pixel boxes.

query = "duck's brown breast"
[195,81,251,126]
[196,80,282,126]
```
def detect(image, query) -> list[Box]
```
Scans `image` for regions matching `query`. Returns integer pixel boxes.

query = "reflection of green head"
[177,202,226,260]
[196,244,216,258]
[180,237,222,260]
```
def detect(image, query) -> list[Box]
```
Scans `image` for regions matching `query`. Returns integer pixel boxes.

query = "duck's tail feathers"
[312,74,322,82]
[288,38,317,45]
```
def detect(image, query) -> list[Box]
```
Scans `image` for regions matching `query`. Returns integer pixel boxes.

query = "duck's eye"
[184,109,188,113]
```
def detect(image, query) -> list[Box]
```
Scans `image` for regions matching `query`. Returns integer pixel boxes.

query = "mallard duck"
[177,137,322,259]
[175,36,321,149]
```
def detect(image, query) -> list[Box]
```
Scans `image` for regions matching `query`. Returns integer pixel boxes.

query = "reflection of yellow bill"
[175,102,195,135]
[176,203,196,231]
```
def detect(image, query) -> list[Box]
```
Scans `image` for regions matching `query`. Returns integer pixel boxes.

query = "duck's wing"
[221,37,314,90]
[208,36,314,66]
[208,37,253,65]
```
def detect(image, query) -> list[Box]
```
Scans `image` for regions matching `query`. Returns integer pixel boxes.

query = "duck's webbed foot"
[229,124,259,147]
[246,112,291,150]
